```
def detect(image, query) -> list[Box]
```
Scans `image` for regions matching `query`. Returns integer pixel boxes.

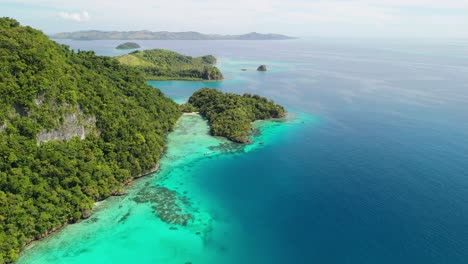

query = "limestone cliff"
[36,109,97,145]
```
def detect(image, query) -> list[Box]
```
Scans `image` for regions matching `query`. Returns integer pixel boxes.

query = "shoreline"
[21,162,162,252]
[23,108,294,252]
[18,113,222,263]
[183,112,200,116]
[17,112,304,263]
[146,77,223,82]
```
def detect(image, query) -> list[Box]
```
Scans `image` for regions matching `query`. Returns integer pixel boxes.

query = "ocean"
[16,38,468,263]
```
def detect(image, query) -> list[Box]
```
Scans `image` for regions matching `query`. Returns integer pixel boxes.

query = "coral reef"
[133,185,194,226]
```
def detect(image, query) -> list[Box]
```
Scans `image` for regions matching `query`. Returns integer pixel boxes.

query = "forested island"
[117,49,223,80]
[116,42,141,49]
[184,88,286,143]
[0,18,285,263]
[51,31,295,40]
[0,18,180,262]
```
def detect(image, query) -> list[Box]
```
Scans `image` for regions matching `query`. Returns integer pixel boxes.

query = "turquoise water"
[17,111,312,264]
[18,39,468,263]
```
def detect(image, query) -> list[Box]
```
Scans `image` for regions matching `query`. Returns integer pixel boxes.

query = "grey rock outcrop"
[82,209,92,219]
[36,110,97,145]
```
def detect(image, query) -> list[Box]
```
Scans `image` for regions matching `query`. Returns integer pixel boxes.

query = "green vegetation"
[117,49,223,81]
[0,18,181,263]
[116,42,141,49]
[186,88,286,143]
[0,18,286,263]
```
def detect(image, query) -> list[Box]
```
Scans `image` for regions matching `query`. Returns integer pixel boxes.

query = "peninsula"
[184,88,286,143]
[117,49,223,80]
[51,31,295,40]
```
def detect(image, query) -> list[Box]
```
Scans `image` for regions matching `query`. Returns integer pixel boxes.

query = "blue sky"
[1,0,468,37]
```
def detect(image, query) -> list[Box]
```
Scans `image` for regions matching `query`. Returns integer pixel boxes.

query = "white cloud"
[5,0,468,37]
[58,11,90,22]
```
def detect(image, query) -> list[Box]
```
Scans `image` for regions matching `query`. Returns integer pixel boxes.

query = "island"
[257,65,268,71]
[116,42,141,49]
[51,31,296,40]
[183,88,286,143]
[117,49,223,81]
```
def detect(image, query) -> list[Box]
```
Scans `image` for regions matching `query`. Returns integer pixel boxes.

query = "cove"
[16,112,310,264]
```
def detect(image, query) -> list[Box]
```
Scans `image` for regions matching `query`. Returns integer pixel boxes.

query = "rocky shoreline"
[22,163,161,251]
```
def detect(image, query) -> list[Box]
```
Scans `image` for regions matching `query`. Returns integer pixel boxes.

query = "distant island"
[51,31,295,40]
[183,88,286,143]
[117,49,223,81]
[116,42,141,49]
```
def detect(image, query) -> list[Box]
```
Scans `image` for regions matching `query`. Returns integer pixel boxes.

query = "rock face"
[257,65,267,71]
[202,66,224,80]
[82,209,91,219]
[36,109,97,145]
[112,190,127,196]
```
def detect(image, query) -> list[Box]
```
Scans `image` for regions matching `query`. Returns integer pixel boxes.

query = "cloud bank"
[3,0,468,37]
[58,11,90,22]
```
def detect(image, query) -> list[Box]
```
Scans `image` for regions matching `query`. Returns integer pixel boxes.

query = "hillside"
[117,49,223,81]
[185,88,286,143]
[51,30,295,40]
[0,18,181,263]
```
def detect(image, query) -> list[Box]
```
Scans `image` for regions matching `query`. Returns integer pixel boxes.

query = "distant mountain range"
[50,31,295,40]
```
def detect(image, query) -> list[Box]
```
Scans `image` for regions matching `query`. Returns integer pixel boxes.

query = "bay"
[17,38,468,264]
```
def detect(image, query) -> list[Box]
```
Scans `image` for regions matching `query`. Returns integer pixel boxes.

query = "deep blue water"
[55,38,468,263]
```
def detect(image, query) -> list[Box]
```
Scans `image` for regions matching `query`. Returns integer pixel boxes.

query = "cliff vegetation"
[0,18,181,263]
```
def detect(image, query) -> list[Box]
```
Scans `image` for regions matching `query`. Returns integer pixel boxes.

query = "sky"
[1,0,468,38]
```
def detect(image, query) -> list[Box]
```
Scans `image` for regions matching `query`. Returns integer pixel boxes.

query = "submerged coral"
[133,185,194,226]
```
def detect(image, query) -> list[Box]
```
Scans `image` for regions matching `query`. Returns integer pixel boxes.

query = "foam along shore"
[17,112,309,264]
